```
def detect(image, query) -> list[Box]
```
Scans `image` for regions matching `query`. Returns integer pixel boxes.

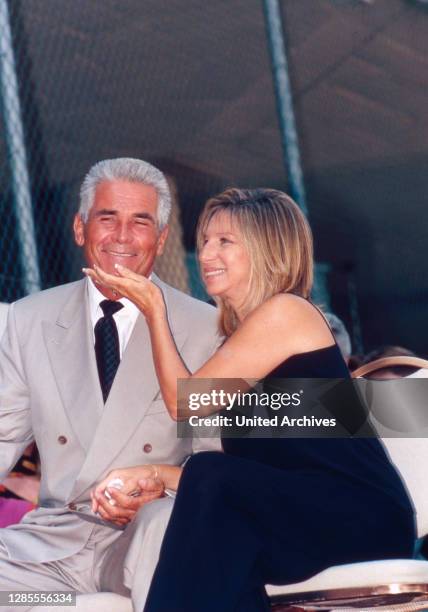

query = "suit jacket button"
[68,502,77,511]
[143,443,152,453]
[58,435,67,445]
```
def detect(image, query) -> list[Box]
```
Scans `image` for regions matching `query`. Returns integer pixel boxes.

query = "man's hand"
[91,466,164,527]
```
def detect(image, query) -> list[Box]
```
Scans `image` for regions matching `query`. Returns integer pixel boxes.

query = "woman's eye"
[219,237,231,245]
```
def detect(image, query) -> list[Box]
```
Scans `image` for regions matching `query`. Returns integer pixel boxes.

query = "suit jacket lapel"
[68,278,187,500]
[43,280,103,452]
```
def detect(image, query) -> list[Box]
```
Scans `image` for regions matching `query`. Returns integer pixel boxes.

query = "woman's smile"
[203,268,226,277]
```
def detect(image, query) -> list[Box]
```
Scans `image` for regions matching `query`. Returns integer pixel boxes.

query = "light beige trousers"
[0,497,174,612]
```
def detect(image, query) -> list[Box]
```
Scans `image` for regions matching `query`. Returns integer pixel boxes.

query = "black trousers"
[144,451,415,612]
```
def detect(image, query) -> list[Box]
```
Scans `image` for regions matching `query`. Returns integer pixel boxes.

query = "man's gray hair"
[78,158,172,229]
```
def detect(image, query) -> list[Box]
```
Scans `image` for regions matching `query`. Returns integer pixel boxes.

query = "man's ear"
[73,213,85,247]
[156,225,169,256]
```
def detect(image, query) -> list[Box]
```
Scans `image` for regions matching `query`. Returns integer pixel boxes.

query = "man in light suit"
[0,158,219,610]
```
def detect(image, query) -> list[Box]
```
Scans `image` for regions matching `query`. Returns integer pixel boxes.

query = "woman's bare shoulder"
[206,294,334,380]
[247,293,316,324]
[245,294,334,353]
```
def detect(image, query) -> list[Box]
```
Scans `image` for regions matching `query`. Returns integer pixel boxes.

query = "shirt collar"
[87,277,140,321]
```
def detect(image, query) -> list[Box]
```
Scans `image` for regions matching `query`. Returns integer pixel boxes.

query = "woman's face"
[199,211,251,312]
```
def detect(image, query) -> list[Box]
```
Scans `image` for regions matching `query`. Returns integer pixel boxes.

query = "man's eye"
[135,219,151,226]
[100,216,114,222]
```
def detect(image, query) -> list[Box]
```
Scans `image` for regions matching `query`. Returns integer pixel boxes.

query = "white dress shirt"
[87,278,140,358]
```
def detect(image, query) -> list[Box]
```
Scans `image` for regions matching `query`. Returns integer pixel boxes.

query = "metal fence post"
[262,0,330,307]
[0,0,40,295]
[262,0,307,214]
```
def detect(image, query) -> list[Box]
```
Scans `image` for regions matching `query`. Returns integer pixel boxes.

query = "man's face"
[74,180,168,298]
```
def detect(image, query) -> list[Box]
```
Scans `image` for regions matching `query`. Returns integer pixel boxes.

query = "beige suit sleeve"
[0,302,34,482]
[188,315,223,455]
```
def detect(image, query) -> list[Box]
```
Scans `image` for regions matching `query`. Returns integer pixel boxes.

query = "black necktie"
[95,299,124,402]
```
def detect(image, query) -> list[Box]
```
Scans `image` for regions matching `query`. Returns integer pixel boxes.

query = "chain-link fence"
[1,0,223,302]
[0,0,76,301]
[0,0,281,305]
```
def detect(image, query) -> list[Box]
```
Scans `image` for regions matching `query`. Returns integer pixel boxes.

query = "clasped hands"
[91,465,164,528]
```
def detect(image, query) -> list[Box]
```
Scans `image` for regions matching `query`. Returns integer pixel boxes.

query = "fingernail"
[115,263,123,270]
[82,267,89,273]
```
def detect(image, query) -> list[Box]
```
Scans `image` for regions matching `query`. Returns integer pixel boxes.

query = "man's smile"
[102,249,137,258]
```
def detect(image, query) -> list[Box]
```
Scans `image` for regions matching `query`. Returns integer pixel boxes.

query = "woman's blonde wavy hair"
[196,188,313,337]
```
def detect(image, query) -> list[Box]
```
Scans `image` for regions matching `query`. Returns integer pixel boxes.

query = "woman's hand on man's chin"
[82,263,165,321]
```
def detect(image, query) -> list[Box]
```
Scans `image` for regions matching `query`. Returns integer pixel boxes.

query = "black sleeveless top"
[222,344,413,516]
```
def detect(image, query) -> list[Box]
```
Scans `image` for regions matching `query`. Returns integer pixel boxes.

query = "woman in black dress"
[87,188,415,612]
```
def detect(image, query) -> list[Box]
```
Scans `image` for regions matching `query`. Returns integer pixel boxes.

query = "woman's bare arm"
[84,265,334,418]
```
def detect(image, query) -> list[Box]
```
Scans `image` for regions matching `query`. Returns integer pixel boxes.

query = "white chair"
[266,356,428,611]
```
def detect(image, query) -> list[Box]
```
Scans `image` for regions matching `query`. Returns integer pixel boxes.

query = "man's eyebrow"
[93,209,117,217]
[92,209,156,223]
